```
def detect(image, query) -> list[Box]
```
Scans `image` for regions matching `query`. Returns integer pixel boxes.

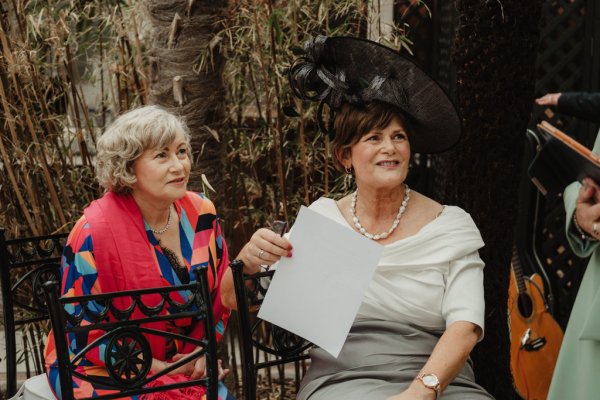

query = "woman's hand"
[169,352,207,379]
[386,382,437,400]
[222,226,293,310]
[152,354,230,381]
[237,228,293,274]
[535,92,562,106]
[576,178,600,237]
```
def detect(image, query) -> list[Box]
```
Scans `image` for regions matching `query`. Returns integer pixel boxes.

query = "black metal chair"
[0,228,68,397]
[230,260,311,400]
[42,267,219,400]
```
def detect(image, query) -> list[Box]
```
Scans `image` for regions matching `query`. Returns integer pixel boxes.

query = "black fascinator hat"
[288,36,461,154]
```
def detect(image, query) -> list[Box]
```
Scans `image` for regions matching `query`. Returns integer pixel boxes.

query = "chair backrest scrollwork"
[0,228,68,397]
[230,260,311,400]
[43,266,219,400]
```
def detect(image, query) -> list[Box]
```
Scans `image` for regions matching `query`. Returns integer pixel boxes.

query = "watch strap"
[416,373,440,399]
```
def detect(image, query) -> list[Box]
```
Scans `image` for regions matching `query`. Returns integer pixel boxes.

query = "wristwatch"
[416,373,441,399]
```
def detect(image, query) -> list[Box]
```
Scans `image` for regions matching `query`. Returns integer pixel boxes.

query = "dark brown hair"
[331,101,413,171]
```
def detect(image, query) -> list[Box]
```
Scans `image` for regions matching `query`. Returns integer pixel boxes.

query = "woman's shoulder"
[438,205,481,235]
[442,204,476,221]
[66,215,93,252]
[408,192,479,236]
[308,196,341,214]
[409,191,444,219]
[410,191,473,220]
[178,191,217,215]
[309,196,336,207]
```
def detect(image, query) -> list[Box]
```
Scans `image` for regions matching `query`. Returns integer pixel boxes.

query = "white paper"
[257,205,383,358]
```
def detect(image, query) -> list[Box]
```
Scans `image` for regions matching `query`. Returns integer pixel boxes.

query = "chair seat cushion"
[23,374,55,400]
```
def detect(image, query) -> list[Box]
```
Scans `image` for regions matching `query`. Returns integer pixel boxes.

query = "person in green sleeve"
[535,92,600,399]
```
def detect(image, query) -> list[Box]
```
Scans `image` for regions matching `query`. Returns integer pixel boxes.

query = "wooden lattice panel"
[540,194,588,328]
[531,0,598,328]
[396,0,595,329]
[434,1,458,98]
[533,0,591,142]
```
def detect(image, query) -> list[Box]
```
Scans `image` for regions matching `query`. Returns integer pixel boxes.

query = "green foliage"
[1,0,421,240]
[204,0,413,243]
[0,0,148,236]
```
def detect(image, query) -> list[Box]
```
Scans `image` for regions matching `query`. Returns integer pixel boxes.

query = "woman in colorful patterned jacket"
[44,105,235,400]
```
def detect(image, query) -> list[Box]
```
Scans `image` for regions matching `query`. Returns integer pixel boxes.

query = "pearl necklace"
[350,185,411,240]
[150,206,172,235]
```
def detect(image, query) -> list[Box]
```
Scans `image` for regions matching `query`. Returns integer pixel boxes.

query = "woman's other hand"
[169,352,206,378]
[535,92,562,106]
[154,354,230,381]
[238,228,293,274]
[221,226,293,310]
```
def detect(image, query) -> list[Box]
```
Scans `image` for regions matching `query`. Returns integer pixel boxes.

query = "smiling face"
[343,117,411,191]
[131,130,191,205]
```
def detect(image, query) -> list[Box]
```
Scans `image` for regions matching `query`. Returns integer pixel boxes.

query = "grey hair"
[96,105,191,194]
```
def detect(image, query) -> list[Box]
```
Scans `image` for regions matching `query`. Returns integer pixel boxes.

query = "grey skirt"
[298,319,494,400]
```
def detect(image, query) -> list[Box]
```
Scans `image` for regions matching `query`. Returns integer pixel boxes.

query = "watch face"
[422,374,439,388]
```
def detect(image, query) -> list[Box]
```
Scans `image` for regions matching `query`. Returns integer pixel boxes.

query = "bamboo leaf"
[201,173,216,194]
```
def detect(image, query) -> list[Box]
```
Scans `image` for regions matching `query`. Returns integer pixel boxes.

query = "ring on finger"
[257,249,265,259]
[593,223,599,237]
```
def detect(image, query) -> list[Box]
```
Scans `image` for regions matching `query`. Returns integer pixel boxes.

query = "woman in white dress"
[221,36,493,400]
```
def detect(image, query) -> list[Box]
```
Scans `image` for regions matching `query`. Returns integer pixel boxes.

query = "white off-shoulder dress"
[297,197,494,400]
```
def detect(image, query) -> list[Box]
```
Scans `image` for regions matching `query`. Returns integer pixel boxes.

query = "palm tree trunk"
[436,1,544,398]
[145,0,228,197]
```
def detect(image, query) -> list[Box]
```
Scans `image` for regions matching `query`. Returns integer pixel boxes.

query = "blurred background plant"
[207,0,419,249]
[0,1,148,393]
[0,0,422,395]
[0,0,423,243]
[0,0,148,238]
[2,1,591,398]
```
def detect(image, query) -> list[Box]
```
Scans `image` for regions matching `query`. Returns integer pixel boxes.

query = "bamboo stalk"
[108,63,120,115]
[29,95,78,221]
[122,35,145,104]
[114,65,124,113]
[297,101,310,205]
[251,3,285,220]
[290,5,310,205]
[266,0,289,221]
[250,4,276,217]
[117,39,131,111]
[230,156,249,241]
[129,10,149,104]
[74,83,97,144]
[23,51,66,152]
[0,25,43,233]
[8,0,27,43]
[63,44,92,166]
[247,62,265,123]
[2,42,69,228]
[20,152,45,228]
[0,74,39,235]
[99,31,107,130]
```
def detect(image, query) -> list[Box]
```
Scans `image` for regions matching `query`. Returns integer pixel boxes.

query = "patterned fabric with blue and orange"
[44,192,235,400]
